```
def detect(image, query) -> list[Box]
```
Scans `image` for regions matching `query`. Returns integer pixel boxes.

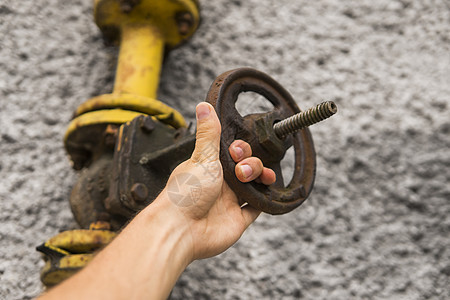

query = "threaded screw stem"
[273,101,337,139]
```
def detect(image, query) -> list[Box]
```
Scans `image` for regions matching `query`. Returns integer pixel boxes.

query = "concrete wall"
[1,0,449,299]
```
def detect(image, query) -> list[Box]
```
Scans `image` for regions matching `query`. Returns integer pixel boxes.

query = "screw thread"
[273,101,337,138]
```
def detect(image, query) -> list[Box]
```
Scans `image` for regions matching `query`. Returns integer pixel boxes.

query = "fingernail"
[196,103,210,120]
[233,146,244,160]
[239,164,253,179]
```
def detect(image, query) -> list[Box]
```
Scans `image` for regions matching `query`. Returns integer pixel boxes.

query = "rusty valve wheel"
[206,68,337,214]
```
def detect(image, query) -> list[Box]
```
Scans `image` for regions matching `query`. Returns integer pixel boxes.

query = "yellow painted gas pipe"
[39,0,201,288]
[37,222,117,287]
[114,24,164,98]
[64,0,200,169]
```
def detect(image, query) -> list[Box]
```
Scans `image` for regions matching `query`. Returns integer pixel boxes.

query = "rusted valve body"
[67,0,200,230]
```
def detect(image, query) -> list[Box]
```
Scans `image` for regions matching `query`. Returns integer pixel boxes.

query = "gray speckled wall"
[1,0,449,299]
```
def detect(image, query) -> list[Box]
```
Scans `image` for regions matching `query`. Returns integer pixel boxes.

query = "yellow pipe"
[73,93,186,128]
[65,0,200,168]
[65,109,149,144]
[43,0,202,289]
[114,24,164,98]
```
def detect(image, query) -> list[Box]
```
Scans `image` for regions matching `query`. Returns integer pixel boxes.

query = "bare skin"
[39,102,275,300]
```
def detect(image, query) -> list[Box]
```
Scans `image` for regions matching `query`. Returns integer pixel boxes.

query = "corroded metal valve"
[207,68,337,214]
[67,0,200,230]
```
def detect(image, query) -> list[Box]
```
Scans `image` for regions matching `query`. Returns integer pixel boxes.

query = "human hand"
[158,102,276,261]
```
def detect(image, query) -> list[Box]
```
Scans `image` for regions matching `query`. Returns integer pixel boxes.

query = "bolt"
[131,183,148,202]
[176,12,193,36]
[273,101,337,139]
[119,0,141,13]
[140,116,155,133]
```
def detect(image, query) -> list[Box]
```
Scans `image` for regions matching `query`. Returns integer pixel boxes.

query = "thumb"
[191,102,222,164]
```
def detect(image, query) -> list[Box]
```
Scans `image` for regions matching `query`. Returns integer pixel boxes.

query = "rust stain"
[140,66,153,77]
[118,62,136,86]
[117,125,124,151]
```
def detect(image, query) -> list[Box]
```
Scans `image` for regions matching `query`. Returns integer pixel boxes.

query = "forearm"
[39,196,192,300]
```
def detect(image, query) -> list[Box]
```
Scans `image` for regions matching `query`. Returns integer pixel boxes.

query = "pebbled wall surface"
[0,0,449,299]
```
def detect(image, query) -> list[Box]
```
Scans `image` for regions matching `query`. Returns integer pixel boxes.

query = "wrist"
[138,192,195,266]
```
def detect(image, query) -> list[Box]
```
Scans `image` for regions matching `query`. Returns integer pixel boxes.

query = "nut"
[254,117,287,161]
[140,116,155,133]
[176,12,193,36]
[131,183,148,202]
